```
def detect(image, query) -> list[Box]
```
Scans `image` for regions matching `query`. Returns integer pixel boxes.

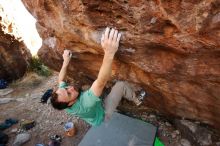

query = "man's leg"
[104,81,137,120]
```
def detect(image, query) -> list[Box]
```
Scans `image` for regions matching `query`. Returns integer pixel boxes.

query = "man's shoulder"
[82,88,99,97]
[79,88,101,103]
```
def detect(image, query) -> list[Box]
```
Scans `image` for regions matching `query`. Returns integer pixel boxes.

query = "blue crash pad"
[79,112,157,146]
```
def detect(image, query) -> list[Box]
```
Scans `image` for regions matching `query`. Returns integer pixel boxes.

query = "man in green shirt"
[51,27,144,126]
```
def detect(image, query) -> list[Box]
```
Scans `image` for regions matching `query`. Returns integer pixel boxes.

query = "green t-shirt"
[59,82,105,126]
[58,82,68,89]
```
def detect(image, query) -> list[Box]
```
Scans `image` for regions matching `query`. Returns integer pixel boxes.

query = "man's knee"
[114,81,126,87]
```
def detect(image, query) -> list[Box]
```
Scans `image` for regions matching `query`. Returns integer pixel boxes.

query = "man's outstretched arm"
[91,27,121,97]
[58,50,72,83]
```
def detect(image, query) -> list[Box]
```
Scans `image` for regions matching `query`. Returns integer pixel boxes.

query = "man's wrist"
[62,61,69,67]
[104,53,115,60]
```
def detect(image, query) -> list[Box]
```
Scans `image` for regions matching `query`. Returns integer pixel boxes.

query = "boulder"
[22,0,220,130]
[0,23,31,81]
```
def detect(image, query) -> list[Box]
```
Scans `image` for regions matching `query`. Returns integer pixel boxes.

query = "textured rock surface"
[174,119,213,146]
[22,0,220,129]
[0,24,31,81]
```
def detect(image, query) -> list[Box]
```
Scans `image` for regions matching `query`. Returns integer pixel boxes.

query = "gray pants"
[104,81,136,120]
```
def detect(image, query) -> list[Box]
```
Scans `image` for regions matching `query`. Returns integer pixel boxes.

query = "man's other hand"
[101,27,121,57]
[63,49,72,66]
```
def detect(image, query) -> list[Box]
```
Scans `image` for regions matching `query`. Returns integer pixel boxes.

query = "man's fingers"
[102,27,121,49]
[104,27,110,39]
[113,29,118,42]
[64,50,70,53]
[101,34,104,46]
[64,50,68,56]
[101,34,104,43]
[63,50,72,58]
[109,28,115,41]
[116,33,122,43]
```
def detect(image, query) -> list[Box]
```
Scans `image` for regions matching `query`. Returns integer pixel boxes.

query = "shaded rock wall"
[0,24,31,81]
[22,0,220,129]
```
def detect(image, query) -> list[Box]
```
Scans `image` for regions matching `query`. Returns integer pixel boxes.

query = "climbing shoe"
[50,135,62,143]
[20,120,35,130]
[0,118,18,131]
[41,89,53,103]
[134,89,147,106]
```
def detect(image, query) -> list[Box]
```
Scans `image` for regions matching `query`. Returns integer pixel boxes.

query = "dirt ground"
[0,72,219,146]
[0,73,90,146]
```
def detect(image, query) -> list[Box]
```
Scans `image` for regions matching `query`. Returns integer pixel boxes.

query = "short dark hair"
[50,92,70,110]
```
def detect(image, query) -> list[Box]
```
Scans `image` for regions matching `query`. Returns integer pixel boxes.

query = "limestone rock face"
[0,24,31,81]
[22,0,220,129]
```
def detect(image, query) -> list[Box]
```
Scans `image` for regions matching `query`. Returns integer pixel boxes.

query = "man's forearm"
[58,50,72,83]
[58,63,68,83]
[96,54,114,85]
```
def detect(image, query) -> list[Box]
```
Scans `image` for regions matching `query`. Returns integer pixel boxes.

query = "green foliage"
[29,56,52,77]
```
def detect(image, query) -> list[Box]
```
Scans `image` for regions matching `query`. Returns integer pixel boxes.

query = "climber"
[50,27,146,126]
